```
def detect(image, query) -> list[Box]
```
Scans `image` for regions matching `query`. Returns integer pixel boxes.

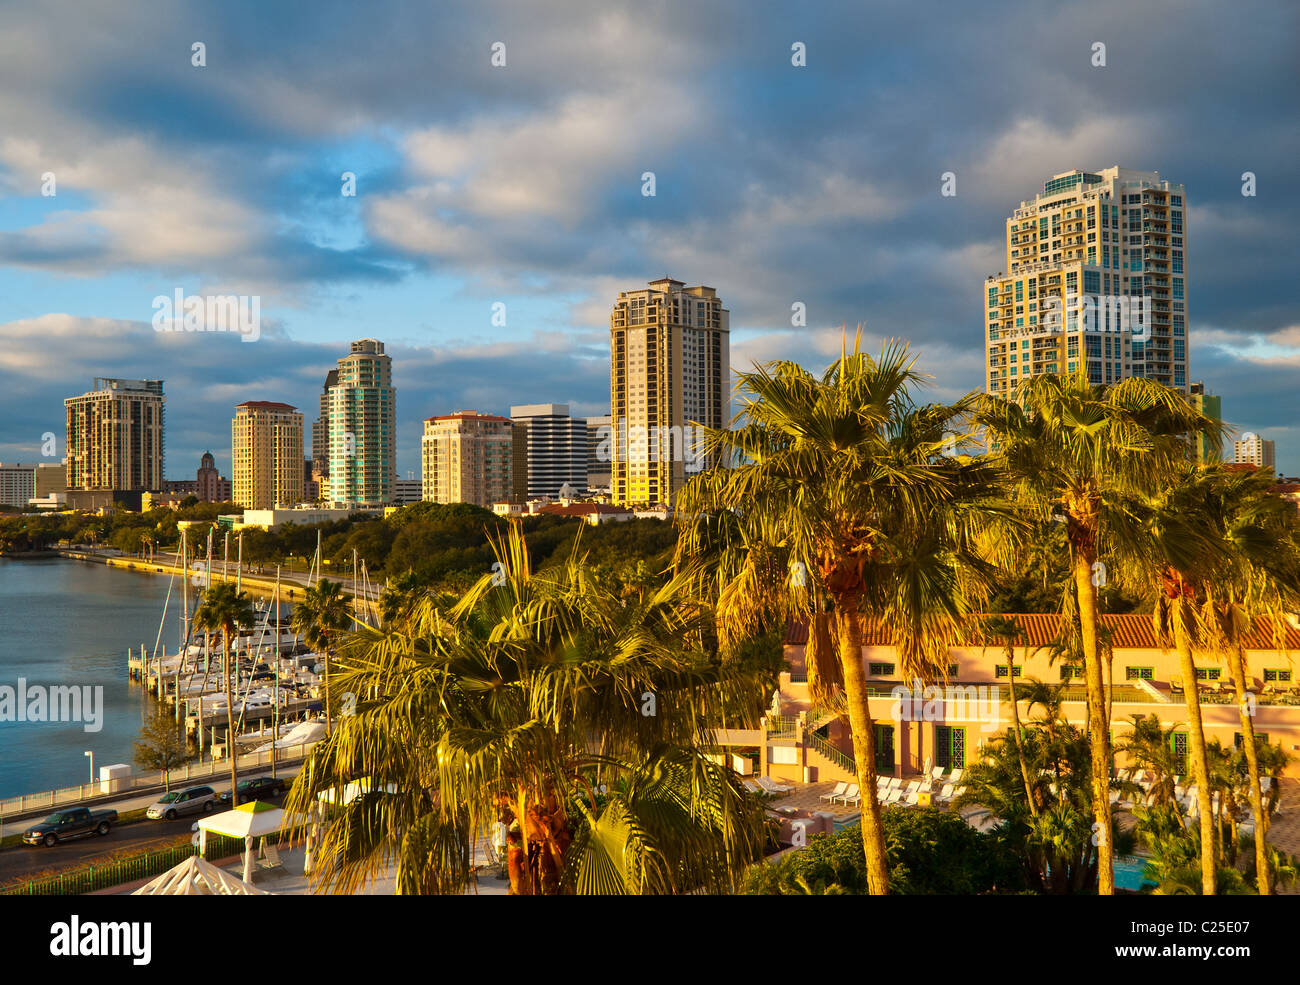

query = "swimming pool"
[1114,856,1156,892]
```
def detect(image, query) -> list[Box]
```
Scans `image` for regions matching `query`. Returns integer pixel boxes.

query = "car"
[218,776,287,804]
[22,807,119,846]
[145,785,220,820]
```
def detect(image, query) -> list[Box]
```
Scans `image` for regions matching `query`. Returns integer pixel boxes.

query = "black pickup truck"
[22,807,119,847]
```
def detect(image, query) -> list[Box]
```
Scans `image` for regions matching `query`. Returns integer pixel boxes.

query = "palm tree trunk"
[323,646,333,737]
[1006,646,1037,816]
[225,635,239,807]
[1171,602,1215,895]
[1072,552,1114,895]
[1226,643,1270,894]
[834,604,889,895]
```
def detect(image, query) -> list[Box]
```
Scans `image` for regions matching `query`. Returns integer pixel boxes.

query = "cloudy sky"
[1,0,1297,479]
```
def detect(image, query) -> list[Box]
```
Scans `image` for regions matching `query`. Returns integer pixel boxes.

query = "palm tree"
[1115,714,1183,809]
[975,372,1220,894]
[283,525,769,894]
[675,335,1023,895]
[1194,465,1300,894]
[1133,468,1231,895]
[982,616,1036,814]
[291,578,353,735]
[193,582,255,806]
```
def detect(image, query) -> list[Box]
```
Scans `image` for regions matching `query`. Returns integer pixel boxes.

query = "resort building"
[421,411,514,507]
[1189,382,1223,464]
[1234,433,1276,469]
[231,402,304,510]
[509,403,588,500]
[609,278,730,506]
[64,378,166,491]
[985,168,1188,399]
[326,340,396,508]
[739,615,1300,786]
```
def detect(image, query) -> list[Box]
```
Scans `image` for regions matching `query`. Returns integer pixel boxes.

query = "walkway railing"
[0,741,319,818]
[805,730,856,776]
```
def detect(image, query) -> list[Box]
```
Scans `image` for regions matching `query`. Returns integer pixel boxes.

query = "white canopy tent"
[132,854,269,895]
[196,802,310,884]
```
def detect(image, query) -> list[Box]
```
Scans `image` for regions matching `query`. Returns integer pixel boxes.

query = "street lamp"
[84,750,94,785]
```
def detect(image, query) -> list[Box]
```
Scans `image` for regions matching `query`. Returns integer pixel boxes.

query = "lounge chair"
[881,787,904,807]
[257,841,283,870]
[742,779,762,795]
[842,789,863,807]
[936,783,955,803]
[903,789,920,806]
[756,776,794,795]
[947,769,963,785]
[886,775,903,789]
[833,783,860,804]
[820,781,850,803]
[930,766,947,784]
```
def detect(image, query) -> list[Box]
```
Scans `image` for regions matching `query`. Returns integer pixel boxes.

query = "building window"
[935,726,966,769]
[1126,666,1154,681]
[1194,667,1221,681]
[869,662,895,677]
[994,664,1023,678]
[947,663,959,678]
[1264,669,1293,683]
[1171,732,1188,774]
[1059,664,1084,681]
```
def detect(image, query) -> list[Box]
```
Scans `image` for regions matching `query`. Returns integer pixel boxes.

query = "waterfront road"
[0,767,300,886]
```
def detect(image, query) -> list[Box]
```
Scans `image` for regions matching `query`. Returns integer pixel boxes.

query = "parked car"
[146,785,219,820]
[22,807,119,846]
[218,776,287,804]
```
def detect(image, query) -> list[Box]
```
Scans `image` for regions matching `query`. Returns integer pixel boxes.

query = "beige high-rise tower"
[421,411,515,507]
[64,378,165,491]
[609,278,730,506]
[232,402,304,509]
[985,167,1188,399]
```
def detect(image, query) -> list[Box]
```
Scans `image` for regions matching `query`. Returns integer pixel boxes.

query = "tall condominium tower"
[609,278,730,506]
[509,403,588,499]
[64,378,165,490]
[311,369,338,482]
[326,340,396,507]
[985,167,1188,399]
[586,413,611,491]
[232,401,304,510]
[421,411,514,507]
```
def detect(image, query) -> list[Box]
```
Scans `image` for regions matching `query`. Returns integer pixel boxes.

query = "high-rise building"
[422,411,514,507]
[312,369,338,483]
[509,403,588,499]
[0,463,36,508]
[391,478,423,506]
[64,378,165,491]
[985,168,1188,399]
[1234,433,1276,469]
[232,402,304,510]
[1189,382,1223,464]
[586,414,611,491]
[609,278,730,506]
[326,340,396,507]
[34,462,66,499]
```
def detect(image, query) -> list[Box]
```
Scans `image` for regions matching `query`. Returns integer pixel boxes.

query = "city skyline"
[1,2,1297,479]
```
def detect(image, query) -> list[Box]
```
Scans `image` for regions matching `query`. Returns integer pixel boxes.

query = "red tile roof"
[784,614,1300,650]
[236,401,298,412]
